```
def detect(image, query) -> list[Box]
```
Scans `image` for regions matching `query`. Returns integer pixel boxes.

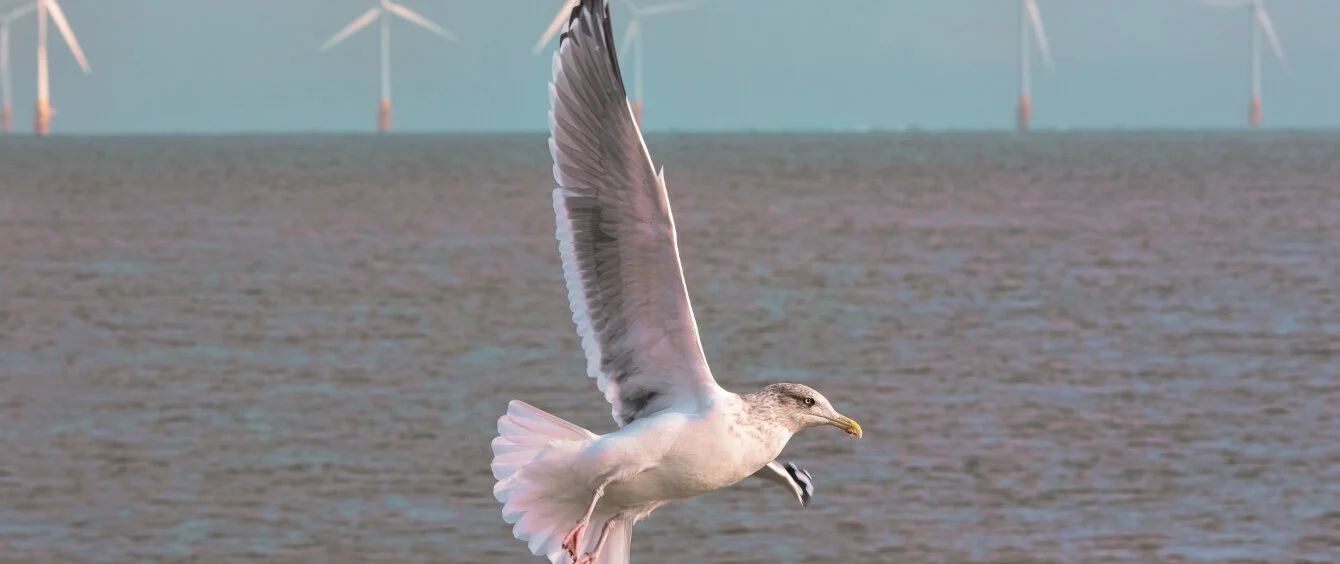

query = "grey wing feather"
[752,460,815,507]
[547,0,719,427]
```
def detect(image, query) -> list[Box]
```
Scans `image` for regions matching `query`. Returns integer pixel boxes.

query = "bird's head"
[753,383,862,438]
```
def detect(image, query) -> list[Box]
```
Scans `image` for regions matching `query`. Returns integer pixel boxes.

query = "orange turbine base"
[1,104,11,134]
[1249,97,1262,128]
[34,100,50,136]
[1016,95,1032,132]
[378,98,392,133]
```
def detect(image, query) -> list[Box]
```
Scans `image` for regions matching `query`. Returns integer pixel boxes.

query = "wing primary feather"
[546,0,719,427]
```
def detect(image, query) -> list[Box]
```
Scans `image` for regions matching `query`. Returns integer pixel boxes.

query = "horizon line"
[6,126,1340,139]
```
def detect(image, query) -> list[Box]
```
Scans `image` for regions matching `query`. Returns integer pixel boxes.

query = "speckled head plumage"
[746,383,863,438]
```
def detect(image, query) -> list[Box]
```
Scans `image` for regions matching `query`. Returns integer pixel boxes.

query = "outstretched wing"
[547,0,718,427]
[751,461,815,507]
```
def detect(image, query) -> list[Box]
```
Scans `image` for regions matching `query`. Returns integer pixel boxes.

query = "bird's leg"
[562,478,610,559]
[574,517,621,564]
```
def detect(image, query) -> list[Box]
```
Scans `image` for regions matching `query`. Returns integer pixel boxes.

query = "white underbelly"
[598,410,780,510]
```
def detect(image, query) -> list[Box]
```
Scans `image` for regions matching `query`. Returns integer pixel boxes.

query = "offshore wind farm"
[0,0,1335,134]
[3,1,1340,562]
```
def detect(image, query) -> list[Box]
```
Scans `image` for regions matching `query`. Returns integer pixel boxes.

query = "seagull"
[490,1,863,562]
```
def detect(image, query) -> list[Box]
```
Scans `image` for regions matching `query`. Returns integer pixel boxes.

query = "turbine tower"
[320,0,455,133]
[1016,0,1053,132]
[32,0,89,136]
[1,2,35,134]
[617,0,695,128]
[532,0,694,128]
[1202,0,1286,127]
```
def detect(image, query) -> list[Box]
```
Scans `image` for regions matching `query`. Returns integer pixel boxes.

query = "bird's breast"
[655,410,781,495]
[598,405,791,510]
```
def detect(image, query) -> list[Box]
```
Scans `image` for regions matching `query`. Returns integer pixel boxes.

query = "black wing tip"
[557,0,603,48]
[556,0,627,96]
[556,0,583,47]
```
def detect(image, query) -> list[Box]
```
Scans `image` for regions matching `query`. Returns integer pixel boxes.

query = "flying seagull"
[489,1,863,563]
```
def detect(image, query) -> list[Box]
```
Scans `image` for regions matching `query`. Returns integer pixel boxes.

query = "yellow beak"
[827,415,863,438]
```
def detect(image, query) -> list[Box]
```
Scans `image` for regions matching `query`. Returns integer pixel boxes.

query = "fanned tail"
[492,400,606,563]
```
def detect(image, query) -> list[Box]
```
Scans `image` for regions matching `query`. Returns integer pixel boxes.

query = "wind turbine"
[1,2,35,134]
[1015,0,1053,132]
[32,0,89,136]
[1202,0,1286,127]
[532,0,694,128]
[320,0,456,133]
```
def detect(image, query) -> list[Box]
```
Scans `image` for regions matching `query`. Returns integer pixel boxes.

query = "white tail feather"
[492,400,631,563]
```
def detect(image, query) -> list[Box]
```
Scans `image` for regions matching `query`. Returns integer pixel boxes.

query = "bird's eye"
[802,397,815,407]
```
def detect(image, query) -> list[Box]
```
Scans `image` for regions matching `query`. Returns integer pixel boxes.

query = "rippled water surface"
[2,133,1339,563]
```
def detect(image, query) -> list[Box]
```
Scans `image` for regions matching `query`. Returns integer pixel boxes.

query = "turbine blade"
[320,7,381,52]
[1026,0,1053,71]
[532,0,579,54]
[386,3,456,41]
[1199,0,1247,7]
[638,2,696,17]
[1257,7,1287,68]
[44,0,89,73]
[619,20,639,55]
[3,3,37,22]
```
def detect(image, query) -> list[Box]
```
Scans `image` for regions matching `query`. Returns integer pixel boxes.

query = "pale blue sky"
[5,0,1340,133]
